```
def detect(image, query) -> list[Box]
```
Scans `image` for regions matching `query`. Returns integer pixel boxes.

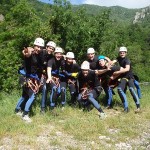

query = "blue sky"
[39,0,150,9]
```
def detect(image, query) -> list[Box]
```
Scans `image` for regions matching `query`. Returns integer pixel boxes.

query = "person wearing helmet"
[112,46,141,113]
[61,52,80,106]
[15,38,45,122]
[77,61,106,119]
[86,48,98,70]
[46,47,66,112]
[86,47,111,70]
[95,55,121,109]
[22,37,44,57]
[40,41,56,114]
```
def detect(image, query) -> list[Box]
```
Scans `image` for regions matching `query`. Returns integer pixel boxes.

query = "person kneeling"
[77,61,107,119]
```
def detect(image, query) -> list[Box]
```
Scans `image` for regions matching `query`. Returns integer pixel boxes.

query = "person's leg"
[88,91,106,118]
[104,86,113,108]
[15,97,25,111]
[88,92,102,111]
[49,83,58,108]
[22,89,35,122]
[60,82,67,106]
[69,83,77,105]
[15,87,28,113]
[77,93,84,108]
[24,91,35,114]
[134,80,142,99]
[117,79,128,112]
[41,81,47,112]
[128,79,140,109]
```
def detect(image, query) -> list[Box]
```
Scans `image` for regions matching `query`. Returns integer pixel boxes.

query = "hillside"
[34,1,150,25]
[73,4,140,24]
[1,0,148,24]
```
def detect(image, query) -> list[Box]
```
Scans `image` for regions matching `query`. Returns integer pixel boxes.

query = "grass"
[0,85,150,149]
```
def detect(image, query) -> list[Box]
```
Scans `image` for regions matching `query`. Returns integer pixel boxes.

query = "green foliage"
[6,0,37,25]
[0,0,48,91]
[0,0,150,91]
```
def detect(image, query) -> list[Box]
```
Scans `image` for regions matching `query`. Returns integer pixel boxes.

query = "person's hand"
[106,66,111,71]
[46,78,52,83]
[22,47,34,56]
[27,47,34,53]
[95,70,98,75]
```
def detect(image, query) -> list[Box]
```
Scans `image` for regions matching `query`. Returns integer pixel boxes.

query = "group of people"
[15,37,141,123]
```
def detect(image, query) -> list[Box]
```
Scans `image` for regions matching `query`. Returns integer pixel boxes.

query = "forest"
[0,0,150,92]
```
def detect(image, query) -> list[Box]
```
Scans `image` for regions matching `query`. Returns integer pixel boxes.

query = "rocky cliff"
[133,5,150,24]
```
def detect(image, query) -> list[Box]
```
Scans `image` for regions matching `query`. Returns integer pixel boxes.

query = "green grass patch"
[0,85,150,149]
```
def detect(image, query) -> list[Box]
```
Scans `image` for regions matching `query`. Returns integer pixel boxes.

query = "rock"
[0,14,4,22]
[133,5,150,24]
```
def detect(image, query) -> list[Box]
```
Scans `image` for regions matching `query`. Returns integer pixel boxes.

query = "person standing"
[61,52,80,106]
[15,37,45,122]
[46,47,66,110]
[112,47,141,113]
[40,41,56,113]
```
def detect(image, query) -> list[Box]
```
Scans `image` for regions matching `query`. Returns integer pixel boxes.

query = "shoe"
[61,106,65,111]
[124,107,129,113]
[135,108,141,113]
[16,111,23,117]
[105,105,111,109]
[61,104,65,111]
[22,115,32,123]
[99,112,107,119]
[40,108,45,115]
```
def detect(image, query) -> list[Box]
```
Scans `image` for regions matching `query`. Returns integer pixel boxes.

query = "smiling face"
[46,46,55,54]
[82,69,89,77]
[34,45,42,54]
[66,57,74,65]
[119,51,127,58]
[99,59,106,67]
[54,52,63,60]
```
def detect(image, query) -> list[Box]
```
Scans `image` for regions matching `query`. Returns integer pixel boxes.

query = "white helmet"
[81,61,90,70]
[119,46,127,52]
[46,41,56,49]
[54,47,63,53]
[87,48,95,54]
[34,38,44,47]
[66,52,75,59]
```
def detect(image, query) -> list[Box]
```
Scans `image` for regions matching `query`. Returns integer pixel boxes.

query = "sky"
[39,0,150,9]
